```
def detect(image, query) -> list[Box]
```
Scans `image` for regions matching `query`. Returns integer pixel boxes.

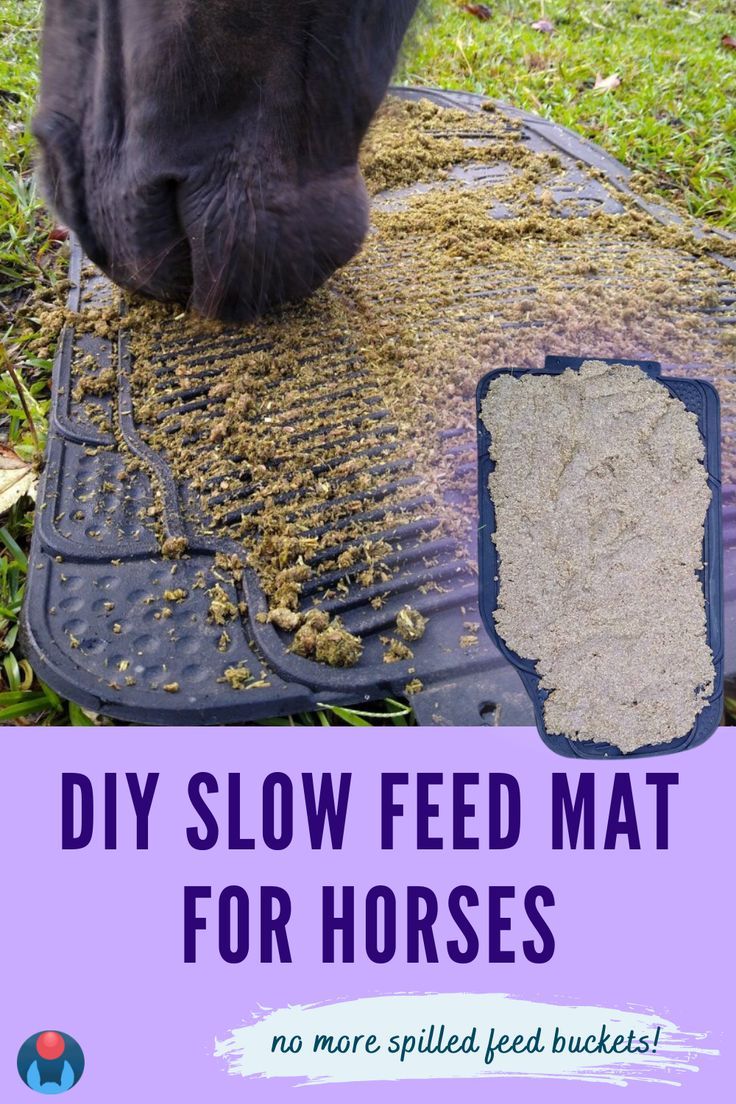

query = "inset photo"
[477,356,723,756]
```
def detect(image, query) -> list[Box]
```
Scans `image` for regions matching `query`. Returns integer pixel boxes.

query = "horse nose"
[177,166,369,321]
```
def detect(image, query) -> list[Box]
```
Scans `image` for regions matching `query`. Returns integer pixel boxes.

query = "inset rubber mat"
[21,87,736,726]
[477,356,724,757]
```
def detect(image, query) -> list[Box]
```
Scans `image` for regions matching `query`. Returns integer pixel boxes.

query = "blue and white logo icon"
[17,1031,85,1094]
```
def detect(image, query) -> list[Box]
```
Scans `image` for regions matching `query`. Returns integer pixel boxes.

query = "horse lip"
[180,165,369,321]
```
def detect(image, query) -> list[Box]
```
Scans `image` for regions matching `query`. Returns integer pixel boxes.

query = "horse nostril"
[93,174,193,304]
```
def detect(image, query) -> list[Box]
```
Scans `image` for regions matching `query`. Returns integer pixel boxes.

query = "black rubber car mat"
[21,87,736,727]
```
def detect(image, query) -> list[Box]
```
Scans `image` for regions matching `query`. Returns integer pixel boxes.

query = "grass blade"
[68,701,94,726]
[0,695,49,721]
[0,525,28,569]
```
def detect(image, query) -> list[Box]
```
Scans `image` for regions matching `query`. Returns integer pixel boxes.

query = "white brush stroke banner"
[214,992,717,1087]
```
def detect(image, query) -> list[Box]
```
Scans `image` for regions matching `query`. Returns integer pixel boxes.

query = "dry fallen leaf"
[722,33,736,50]
[531,18,555,34]
[524,52,549,72]
[593,72,622,93]
[462,3,493,19]
[0,443,38,515]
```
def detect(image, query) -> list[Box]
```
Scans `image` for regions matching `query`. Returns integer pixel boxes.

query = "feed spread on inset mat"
[480,360,714,752]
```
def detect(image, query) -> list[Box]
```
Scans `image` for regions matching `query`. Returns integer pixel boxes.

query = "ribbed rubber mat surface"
[22,88,736,727]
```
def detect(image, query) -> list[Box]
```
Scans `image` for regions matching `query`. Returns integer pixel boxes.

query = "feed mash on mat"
[480,359,714,752]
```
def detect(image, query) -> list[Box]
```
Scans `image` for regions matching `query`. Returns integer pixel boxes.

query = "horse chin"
[180,165,370,321]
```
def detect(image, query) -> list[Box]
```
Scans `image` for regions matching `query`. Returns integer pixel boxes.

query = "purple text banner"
[0,726,733,1102]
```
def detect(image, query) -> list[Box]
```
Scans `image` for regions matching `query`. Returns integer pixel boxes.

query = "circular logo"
[17,1031,85,1094]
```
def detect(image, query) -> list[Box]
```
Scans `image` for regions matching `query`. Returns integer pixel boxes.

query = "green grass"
[0,523,87,723]
[399,0,736,227]
[1,0,734,723]
[0,0,51,294]
[0,1,65,722]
